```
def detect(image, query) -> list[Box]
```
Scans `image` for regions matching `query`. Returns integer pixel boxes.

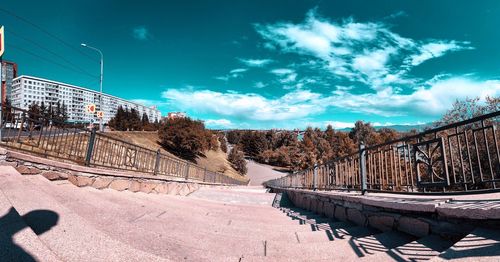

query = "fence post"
[203,167,207,182]
[153,149,161,175]
[85,129,97,166]
[359,143,367,195]
[184,163,190,180]
[313,164,318,191]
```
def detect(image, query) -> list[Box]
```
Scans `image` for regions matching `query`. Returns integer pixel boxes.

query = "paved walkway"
[1,165,499,261]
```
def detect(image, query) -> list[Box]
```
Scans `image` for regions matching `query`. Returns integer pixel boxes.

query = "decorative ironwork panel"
[413,137,450,187]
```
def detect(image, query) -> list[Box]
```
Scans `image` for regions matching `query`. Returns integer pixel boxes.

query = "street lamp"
[81,43,104,132]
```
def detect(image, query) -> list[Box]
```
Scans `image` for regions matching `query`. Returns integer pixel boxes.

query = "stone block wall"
[273,188,483,240]
[0,147,202,196]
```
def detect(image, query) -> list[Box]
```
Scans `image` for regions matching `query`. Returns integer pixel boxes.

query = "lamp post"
[81,43,104,132]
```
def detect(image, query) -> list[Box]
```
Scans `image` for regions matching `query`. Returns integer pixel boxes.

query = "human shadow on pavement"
[0,207,59,261]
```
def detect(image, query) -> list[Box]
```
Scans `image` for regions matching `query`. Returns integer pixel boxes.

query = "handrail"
[266,110,500,194]
[0,104,247,185]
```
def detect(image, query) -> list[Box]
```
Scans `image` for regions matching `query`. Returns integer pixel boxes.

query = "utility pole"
[81,43,104,132]
[0,25,5,141]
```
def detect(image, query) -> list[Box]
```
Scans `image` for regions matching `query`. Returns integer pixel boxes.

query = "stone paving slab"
[436,200,500,219]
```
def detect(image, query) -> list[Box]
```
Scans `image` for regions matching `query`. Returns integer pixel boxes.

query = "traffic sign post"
[86,103,96,114]
[85,104,96,130]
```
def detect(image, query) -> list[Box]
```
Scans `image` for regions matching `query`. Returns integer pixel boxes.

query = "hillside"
[105,131,248,183]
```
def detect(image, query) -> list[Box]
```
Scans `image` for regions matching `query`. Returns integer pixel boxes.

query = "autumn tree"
[240,131,268,158]
[158,117,210,160]
[349,121,378,146]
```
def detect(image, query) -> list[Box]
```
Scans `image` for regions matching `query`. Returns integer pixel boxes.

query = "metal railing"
[266,111,500,194]
[0,105,246,185]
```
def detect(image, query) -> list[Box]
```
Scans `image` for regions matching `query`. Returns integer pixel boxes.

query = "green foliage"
[108,106,154,131]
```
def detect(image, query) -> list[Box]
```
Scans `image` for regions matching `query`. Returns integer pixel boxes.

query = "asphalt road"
[245,159,289,186]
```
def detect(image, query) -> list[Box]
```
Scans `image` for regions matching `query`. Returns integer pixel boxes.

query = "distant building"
[167,112,187,119]
[1,60,18,103]
[11,75,162,124]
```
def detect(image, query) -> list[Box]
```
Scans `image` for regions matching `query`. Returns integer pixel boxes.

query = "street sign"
[0,26,4,57]
[86,104,96,113]
[96,111,104,118]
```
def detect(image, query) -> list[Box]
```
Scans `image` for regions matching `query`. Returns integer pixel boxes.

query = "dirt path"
[245,160,288,186]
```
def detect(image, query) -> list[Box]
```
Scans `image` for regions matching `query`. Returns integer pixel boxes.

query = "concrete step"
[281,210,338,226]
[41,181,307,238]
[434,227,500,261]
[362,234,456,261]
[0,168,170,262]
[295,225,377,243]
[26,176,307,259]
[265,230,416,260]
[20,175,249,261]
[50,179,298,227]
[188,186,276,205]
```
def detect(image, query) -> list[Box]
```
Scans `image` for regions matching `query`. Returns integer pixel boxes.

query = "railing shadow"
[0,207,59,261]
[437,229,500,260]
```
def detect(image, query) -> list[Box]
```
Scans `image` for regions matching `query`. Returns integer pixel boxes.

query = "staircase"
[0,166,499,261]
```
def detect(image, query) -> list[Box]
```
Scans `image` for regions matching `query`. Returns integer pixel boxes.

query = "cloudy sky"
[2,0,500,129]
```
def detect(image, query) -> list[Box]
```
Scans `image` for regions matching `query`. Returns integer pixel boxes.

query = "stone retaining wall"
[0,147,210,196]
[271,187,500,240]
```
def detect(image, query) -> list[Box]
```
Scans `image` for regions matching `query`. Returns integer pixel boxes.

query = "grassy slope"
[106,131,248,182]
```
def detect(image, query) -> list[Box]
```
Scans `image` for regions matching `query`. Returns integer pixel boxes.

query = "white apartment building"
[11,75,162,124]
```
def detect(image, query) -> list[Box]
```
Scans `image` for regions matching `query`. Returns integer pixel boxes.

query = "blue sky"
[2,1,500,129]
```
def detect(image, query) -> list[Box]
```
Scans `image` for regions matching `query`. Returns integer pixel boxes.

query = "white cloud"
[270,68,297,83]
[162,89,328,121]
[254,82,266,88]
[239,58,273,67]
[215,68,248,82]
[322,121,354,129]
[326,77,500,117]
[255,10,471,89]
[132,26,150,41]
[204,119,233,128]
[163,77,500,126]
[408,41,472,66]
[229,68,248,74]
[271,68,294,75]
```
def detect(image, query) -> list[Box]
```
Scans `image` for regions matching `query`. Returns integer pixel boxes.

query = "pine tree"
[128,108,142,131]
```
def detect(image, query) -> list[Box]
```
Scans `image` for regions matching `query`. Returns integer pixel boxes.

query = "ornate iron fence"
[266,111,500,194]
[0,105,246,185]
